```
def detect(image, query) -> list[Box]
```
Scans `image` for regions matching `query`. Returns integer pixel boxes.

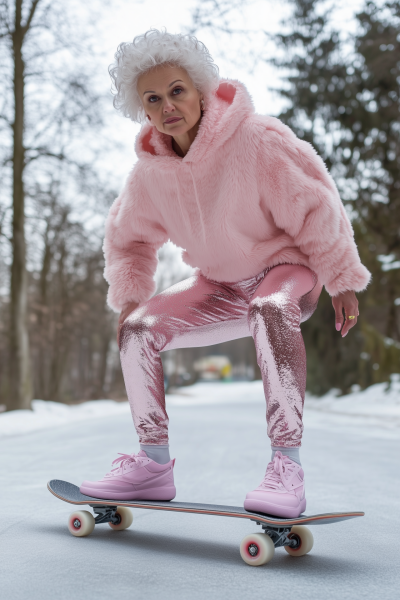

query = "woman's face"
[137,64,203,136]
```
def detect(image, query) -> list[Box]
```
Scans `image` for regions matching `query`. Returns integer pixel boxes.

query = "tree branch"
[22,0,41,37]
[0,202,11,241]
[0,0,12,35]
[24,148,66,165]
[0,113,12,125]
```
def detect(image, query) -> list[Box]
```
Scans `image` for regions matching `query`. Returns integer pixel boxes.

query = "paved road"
[1,396,399,600]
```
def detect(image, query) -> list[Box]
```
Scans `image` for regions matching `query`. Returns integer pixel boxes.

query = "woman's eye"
[172,87,183,95]
[148,95,159,103]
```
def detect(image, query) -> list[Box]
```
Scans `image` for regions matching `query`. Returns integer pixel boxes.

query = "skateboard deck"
[48,479,363,527]
[48,479,364,566]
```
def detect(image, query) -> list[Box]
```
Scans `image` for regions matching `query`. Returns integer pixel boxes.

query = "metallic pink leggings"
[119,264,322,448]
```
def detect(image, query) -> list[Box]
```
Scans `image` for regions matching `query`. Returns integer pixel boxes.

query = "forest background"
[0,0,399,411]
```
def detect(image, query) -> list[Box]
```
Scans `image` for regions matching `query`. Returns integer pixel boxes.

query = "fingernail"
[335,323,341,331]
[342,332,348,337]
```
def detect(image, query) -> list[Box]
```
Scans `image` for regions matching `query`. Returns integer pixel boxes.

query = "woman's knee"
[248,292,291,325]
[119,308,155,351]
[248,291,303,335]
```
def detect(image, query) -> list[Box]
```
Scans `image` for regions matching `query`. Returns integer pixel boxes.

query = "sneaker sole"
[79,485,176,502]
[244,497,306,519]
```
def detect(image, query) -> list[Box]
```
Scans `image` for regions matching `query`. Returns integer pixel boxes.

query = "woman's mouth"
[164,117,183,124]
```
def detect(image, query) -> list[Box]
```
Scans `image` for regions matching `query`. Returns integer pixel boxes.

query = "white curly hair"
[109,29,220,123]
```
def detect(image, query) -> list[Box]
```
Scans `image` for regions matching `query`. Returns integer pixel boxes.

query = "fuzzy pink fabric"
[104,79,371,312]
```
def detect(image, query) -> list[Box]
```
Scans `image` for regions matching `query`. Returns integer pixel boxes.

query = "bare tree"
[186,0,261,71]
[0,0,42,409]
[28,192,115,402]
[0,0,115,410]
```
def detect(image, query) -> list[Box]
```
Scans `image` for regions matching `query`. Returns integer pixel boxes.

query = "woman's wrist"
[120,300,140,322]
[121,300,139,313]
[331,290,359,338]
[117,301,140,344]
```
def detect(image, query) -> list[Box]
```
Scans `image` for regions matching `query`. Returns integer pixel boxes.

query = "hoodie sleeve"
[103,168,168,312]
[257,123,371,296]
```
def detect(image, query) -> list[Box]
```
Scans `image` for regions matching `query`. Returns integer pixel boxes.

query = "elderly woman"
[80,30,370,518]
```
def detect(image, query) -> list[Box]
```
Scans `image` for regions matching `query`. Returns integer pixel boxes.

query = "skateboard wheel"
[68,510,95,537]
[240,533,275,566]
[285,525,314,557]
[108,506,133,531]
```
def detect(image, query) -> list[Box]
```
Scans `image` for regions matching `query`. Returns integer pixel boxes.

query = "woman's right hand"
[117,300,140,345]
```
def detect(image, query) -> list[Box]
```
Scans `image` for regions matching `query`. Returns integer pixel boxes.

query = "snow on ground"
[305,376,400,426]
[0,399,131,437]
[1,375,400,438]
[1,381,400,600]
[1,376,400,599]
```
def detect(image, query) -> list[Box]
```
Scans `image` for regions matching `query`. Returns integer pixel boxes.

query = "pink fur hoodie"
[104,79,371,312]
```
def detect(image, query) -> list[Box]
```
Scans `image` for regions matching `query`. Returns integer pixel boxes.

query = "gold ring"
[348,315,356,320]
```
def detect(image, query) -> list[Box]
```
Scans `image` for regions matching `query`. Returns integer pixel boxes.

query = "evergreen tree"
[271,0,400,393]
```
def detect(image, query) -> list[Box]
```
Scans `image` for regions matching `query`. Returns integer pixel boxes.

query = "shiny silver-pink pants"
[119,264,322,448]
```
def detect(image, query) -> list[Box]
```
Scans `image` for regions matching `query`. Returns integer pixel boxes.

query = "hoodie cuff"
[324,263,371,296]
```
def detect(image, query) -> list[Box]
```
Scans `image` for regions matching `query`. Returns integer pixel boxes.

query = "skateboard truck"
[92,505,121,526]
[93,504,300,550]
[251,519,300,549]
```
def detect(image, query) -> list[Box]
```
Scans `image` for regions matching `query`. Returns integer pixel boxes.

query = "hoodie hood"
[135,79,255,163]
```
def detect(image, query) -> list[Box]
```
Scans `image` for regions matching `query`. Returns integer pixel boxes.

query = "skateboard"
[48,479,364,567]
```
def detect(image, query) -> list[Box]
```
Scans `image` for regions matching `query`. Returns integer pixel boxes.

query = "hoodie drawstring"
[173,170,192,234]
[189,164,207,245]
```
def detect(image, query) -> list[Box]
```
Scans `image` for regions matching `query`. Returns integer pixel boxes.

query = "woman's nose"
[163,99,175,113]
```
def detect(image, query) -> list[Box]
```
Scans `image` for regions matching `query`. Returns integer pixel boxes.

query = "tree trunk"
[386,276,400,341]
[8,0,32,411]
[37,222,52,398]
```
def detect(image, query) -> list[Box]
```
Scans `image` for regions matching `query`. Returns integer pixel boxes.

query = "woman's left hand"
[332,290,359,337]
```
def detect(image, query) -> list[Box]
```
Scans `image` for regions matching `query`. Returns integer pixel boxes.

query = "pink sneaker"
[80,450,176,501]
[244,451,306,518]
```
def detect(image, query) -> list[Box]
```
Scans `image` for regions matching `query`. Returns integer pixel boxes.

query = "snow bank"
[1,376,399,438]
[306,375,400,422]
[0,399,130,438]
[0,382,266,438]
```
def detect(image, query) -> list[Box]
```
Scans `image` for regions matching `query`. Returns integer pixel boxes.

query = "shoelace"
[106,452,144,476]
[260,451,302,493]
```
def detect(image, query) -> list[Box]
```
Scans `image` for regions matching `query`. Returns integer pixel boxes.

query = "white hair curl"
[109,29,220,123]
